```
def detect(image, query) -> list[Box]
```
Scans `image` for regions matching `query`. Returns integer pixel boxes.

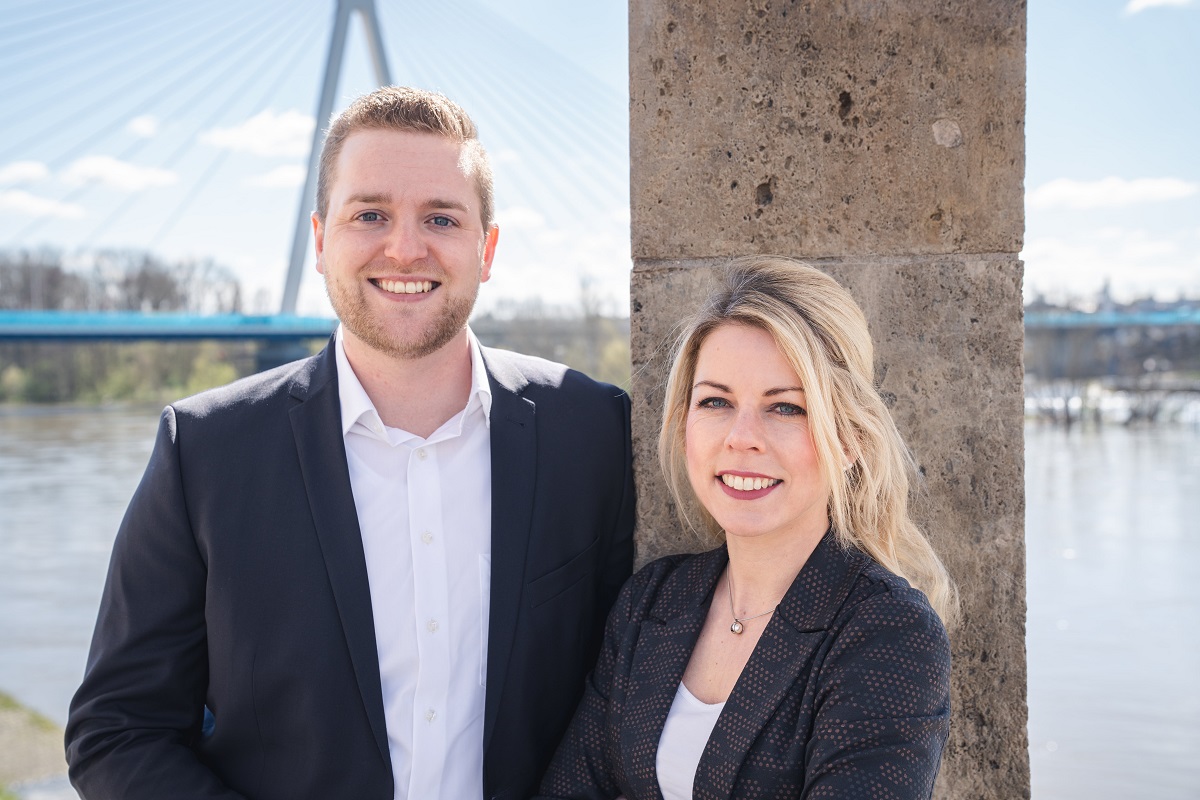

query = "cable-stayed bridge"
[0,0,632,352]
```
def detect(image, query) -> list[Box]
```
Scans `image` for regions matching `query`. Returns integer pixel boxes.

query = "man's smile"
[371,278,438,295]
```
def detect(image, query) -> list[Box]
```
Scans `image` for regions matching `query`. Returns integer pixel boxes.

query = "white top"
[656,681,726,800]
[335,326,493,800]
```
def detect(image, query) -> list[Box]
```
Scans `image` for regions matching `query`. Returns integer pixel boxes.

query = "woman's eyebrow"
[692,380,731,392]
[764,386,805,397]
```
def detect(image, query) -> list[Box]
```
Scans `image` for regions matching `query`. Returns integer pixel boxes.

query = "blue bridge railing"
[0,311,337,341]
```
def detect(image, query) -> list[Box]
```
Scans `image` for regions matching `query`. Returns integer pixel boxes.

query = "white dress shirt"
[335,326,492,800]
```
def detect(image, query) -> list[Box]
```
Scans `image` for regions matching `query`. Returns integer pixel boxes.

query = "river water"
[1,407,1197,798]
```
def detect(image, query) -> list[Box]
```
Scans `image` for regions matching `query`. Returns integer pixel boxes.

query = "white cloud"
[1022,227,1200,302]
[246,164,307,188]
[127,115,159,138]
[1125,0,1194,14]
[0,189,86,219]
[1028,177,1198,209]
[60,155,177,191]
[201,109,315,158]
[0,160,49,185]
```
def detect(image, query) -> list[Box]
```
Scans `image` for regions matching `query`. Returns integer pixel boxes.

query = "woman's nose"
[724,409,765,451]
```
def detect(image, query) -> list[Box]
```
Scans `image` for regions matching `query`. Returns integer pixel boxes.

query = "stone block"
[629,0,1026,260]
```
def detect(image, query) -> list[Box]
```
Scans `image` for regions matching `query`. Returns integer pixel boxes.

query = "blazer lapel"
[694,532,866,798]
[287,346,390,767]
[480,350,537,752]
[622,551,726,800]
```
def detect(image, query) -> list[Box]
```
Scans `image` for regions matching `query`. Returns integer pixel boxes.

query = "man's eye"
[430,215,454,227]
[358,212,382,222]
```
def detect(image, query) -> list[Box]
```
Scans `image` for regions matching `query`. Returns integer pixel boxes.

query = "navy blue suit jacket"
[539,533,951,799]
[66,341,635,800]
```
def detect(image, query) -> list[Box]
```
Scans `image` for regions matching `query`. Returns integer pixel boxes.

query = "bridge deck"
[0,311,336,341]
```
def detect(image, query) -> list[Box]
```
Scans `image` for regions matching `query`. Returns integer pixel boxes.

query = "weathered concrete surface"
[628,2,1028,798]
[630,0,1025,260]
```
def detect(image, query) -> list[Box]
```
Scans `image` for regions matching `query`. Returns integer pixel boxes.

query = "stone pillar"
[628,2,1028,798]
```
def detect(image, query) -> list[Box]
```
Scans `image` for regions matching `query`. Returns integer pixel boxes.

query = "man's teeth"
[721,474,781,491]
[377,279,433,294]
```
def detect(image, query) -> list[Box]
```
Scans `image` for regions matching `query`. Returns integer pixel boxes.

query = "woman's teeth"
[721,474,780,491]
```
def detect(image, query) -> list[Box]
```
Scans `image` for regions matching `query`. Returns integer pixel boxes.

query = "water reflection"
[1025,420,1200,799]
[0,406,159,726]
[1,409,1197,797]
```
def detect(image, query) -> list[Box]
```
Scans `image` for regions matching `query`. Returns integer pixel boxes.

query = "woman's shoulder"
[826,554,951,672]
[615,546,726,621]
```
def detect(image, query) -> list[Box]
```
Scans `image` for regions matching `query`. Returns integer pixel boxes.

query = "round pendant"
[730,620,744,634]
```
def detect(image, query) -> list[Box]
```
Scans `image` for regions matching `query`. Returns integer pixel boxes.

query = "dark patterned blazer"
[538,531,951,800]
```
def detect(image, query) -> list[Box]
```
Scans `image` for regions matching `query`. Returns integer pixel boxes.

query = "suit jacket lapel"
[480,349,538,752]
[287,345,390,767]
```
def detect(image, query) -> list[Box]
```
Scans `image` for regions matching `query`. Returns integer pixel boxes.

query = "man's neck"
[342,329,475,438]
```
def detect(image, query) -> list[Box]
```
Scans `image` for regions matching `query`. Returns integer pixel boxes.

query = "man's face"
[313,129,498,362]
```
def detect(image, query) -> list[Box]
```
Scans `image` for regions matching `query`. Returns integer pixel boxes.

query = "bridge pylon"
[279,0,392,315]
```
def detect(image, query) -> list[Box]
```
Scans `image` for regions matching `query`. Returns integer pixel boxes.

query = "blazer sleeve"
[65,406,247,800]
[803,587,952,799]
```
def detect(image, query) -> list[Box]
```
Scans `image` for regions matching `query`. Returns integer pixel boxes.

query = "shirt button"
[421,531,433,544]
[427,619,439,633]
[425,708,437,723]
[416,448,427,461]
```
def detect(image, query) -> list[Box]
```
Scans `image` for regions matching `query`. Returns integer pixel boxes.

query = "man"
[65,86,635,800]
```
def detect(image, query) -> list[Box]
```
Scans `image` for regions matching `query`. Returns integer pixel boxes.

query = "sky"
[0,0,1197,317]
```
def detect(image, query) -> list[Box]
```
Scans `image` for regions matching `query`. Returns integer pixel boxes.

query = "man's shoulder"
[172,348,328,422]
[481,345,626,402]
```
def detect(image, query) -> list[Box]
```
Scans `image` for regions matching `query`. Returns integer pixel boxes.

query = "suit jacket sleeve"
[593,390,636,657]
[803,587,952,799]
[536,558,679,800]
[65,406,247,800]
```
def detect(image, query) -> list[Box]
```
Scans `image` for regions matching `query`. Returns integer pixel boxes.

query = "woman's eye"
[773,402,806,416]
[696,397,730,410]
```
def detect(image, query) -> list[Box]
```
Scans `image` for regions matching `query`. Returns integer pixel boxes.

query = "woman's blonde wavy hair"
[658,255,958,627]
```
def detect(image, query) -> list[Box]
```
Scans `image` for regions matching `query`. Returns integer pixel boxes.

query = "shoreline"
[0,692,68,794]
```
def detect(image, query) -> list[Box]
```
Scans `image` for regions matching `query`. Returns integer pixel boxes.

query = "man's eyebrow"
[425,198,471,214]
[345,192,392,205]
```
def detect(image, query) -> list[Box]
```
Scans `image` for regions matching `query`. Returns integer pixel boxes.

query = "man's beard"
[324,272,479,361]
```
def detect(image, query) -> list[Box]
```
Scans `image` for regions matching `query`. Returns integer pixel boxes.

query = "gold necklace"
[726,571,777,634]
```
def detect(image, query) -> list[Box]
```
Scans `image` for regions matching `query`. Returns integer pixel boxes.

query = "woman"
[538,256,956,800]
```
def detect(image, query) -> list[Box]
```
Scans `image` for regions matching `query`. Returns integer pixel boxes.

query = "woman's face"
[684,323,832,545]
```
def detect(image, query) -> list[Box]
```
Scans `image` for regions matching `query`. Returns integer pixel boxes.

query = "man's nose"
[382,219,429,264]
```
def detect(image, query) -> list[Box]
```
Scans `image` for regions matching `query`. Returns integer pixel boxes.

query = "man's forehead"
[331,130,476,197]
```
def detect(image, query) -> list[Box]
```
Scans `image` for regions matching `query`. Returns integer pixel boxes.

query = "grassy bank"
[0,691,67,793]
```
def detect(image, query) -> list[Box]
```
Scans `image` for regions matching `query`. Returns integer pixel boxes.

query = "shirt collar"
[334,325,493,440]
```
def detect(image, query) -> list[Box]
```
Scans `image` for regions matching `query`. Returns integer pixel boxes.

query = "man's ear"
[311,212,325,274]
[480,224,499,283]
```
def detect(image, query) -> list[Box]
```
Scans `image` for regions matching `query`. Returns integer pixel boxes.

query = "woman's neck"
[723,523,827,615]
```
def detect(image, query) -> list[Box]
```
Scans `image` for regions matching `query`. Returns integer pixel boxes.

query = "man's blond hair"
[316,86,494,228]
